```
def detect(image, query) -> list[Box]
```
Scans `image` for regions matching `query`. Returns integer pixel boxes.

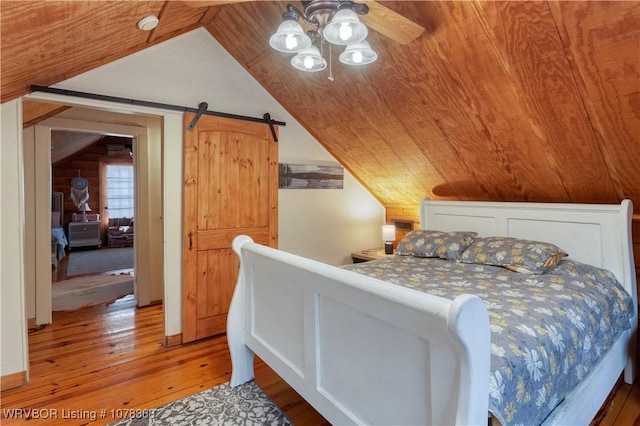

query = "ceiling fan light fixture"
[339,41,378,65]
[269,19,312,53]
[322,7,368,45]
[291,46,327,72]
[270,1,380,77]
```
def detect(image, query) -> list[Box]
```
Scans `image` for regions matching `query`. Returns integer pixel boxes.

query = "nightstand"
[350,248,394,263]
[68,221,102,249]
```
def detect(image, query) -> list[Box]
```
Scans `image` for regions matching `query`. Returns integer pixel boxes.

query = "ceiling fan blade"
[181,0,255,8]
[359,1,425,45]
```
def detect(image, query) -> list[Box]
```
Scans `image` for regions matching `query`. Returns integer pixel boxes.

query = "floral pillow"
[458,236,567,274]
[395,230,478,261]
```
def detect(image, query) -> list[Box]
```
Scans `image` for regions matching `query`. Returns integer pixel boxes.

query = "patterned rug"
[108,381,291,426]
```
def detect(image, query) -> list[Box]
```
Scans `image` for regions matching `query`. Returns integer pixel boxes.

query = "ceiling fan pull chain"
[327,43,334,82]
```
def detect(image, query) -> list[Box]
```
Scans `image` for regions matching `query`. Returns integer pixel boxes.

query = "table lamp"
[382,224,396,254]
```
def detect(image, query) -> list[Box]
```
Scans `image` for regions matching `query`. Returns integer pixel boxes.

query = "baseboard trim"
[1,370,27,391]
[164,333,182,347]
[28,317,36,329]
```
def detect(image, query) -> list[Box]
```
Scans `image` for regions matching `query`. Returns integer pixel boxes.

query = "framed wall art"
[278,162,344,189]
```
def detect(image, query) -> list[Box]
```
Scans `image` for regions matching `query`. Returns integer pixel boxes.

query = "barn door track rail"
[30,85,286,141]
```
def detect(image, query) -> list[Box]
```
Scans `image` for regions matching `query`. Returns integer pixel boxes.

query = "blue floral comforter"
[51,226,68,261]
[343,256,633,425]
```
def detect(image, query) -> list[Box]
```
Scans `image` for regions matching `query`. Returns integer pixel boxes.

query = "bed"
[51,191,68,267]
[227,199,637,425]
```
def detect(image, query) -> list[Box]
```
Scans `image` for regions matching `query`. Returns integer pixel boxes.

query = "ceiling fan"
[182,0,425,45]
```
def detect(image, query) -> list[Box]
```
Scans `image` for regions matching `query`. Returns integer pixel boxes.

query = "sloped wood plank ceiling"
[2,1,639,218]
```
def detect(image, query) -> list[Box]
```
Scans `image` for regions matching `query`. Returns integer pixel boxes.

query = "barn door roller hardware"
[263,113,279,142]
[187,102,208,131]
[29,85,286,130]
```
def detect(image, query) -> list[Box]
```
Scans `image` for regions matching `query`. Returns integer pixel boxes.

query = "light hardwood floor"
[1,294,329,425]
[2,259,638,425]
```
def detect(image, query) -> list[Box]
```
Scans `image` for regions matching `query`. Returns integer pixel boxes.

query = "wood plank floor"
[3,277,638,426]
[1,294,328,426]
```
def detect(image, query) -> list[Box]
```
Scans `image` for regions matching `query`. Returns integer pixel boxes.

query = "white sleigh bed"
[227,199,637,425]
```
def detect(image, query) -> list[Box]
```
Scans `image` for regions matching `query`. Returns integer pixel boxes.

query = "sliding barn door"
[182,113,278,343]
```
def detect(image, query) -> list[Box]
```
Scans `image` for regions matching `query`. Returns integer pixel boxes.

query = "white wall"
[1,28,384,378]
[1,100,29,378]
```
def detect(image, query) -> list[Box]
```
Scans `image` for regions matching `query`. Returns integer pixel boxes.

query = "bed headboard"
[420,198,636,302]
[51,191,63,227]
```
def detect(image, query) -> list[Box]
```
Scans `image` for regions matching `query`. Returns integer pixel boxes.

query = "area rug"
[108,381,291,426]
[66,247,133,277]
[52,274,134,311]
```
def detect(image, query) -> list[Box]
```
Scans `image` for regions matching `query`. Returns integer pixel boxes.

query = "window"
[106,164,134,218]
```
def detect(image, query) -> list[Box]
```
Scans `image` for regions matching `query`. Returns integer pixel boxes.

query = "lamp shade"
[323,8,368,45]
[269,19,312,53]
[291,46,327,72]
[339,41,378,65]
[382,224,396,241]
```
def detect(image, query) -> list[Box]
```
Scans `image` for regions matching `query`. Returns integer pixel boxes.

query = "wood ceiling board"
[479,1,620,204]
[51,131,104,165]
[549,1,640,205]
[364,35,494,201]
[343,87,444,200]
[2,1,165,103]
[148,1,210,44]
[315,119,420,204]
[22,101,71,129]
[181,0,256,7]
[404,1,590,203]
[205,1,285,67]
[359,3,532,201]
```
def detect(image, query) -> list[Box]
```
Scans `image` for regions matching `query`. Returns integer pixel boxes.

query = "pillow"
[51,211,61,227]
[395,230,478,261]
[458,236,567,274]
[109,226,124,236]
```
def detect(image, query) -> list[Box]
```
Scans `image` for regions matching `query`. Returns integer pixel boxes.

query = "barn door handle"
[188,231,193,252]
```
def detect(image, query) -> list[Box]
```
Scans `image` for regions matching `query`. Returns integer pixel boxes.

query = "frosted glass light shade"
[269,19,312,53]
[339,41,378,65]
[291,46,327,72]
[323,8,368,45]
[382,224,396,241]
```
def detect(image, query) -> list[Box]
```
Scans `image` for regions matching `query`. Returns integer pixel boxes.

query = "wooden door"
[182,113,278,343]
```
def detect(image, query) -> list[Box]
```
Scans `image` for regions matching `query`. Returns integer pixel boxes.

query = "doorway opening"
[51,137,137,312]
[24,101,168,332]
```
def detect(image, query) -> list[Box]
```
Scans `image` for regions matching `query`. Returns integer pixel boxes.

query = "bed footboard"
[228,236,491,426]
